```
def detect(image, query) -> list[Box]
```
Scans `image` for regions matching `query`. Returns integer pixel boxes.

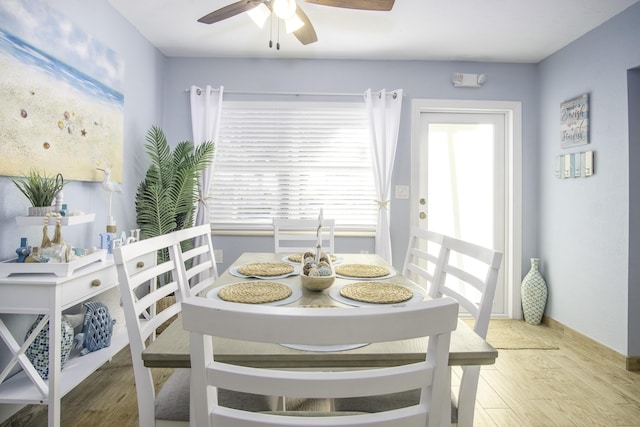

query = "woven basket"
[300,273,335,291]
[300,250,335,291]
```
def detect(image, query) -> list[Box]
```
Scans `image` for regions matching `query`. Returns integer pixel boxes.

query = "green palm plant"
[135,126,215,251]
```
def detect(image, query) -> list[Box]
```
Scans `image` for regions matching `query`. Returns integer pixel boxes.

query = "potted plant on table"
[12,169,66,216]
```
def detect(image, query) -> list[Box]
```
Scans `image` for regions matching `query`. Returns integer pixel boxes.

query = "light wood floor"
[2,319,640,426]
[460,320,640,426]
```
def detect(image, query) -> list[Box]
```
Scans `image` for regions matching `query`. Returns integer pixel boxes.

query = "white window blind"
[209,101,377,231]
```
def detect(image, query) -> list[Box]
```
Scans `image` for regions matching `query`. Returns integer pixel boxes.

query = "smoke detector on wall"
[452,73,487,88]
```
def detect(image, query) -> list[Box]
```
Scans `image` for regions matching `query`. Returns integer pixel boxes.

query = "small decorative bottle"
[16,237,31,263]
[521,258,548,325]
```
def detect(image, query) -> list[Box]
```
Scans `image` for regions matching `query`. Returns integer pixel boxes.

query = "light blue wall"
[1,1,639,370]
[538,3,640,355]
[629,67,640,357]
[162,58,539,272]
[0,0,166,421]
[0,0,166,261]
[627,67,640,355]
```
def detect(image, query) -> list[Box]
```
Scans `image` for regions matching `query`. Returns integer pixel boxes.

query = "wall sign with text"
[560,93,589,148]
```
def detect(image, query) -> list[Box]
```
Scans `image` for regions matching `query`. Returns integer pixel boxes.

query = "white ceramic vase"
[521,258,548,325]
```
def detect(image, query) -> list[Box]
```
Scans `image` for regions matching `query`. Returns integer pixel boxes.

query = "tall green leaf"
[135,126,214,252]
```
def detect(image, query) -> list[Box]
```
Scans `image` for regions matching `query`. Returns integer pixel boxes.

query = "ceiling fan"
[197,0,395,47]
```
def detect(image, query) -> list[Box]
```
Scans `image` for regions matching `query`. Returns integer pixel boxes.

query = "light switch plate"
[395,185,409,199]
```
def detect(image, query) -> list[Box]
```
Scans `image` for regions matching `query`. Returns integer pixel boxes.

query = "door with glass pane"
[418,112,506,315]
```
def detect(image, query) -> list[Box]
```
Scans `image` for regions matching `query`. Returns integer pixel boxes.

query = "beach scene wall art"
[0,0,124,182]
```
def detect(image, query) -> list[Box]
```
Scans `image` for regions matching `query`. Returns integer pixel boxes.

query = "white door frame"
[410,99,522,319]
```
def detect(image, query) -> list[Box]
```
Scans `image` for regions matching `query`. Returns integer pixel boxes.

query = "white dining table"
[144,252,497,427]
[142,252,497,369]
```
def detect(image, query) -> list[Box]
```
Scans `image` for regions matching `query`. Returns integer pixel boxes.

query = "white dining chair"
[172,223,219,297]
[114,232,190,427]
[431,235,503,341]
[335,234,503,427]
[273,218,336,254]
[183,296,459,427]
[114,227,277,427]
[429,235,503,426]
[401,227,445,290]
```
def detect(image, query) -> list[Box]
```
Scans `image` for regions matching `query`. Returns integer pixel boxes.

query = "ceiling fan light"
[247,3,271,28]
[273,0,296,19]
[285,14,304,33]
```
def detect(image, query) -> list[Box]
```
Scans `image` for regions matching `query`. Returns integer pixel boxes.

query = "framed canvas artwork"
[0,0,124,182]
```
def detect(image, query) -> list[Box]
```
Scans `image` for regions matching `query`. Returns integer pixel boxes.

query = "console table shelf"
[15,213,96,227]
[0,258,130,426]
[0,331,128,404]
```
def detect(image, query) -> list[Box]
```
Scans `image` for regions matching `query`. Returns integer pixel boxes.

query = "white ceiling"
[109,0,639,62]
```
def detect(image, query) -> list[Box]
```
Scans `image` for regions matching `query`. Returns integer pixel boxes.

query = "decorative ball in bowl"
[300,250,335,291]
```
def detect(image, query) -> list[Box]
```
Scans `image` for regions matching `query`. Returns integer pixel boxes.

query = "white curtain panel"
[365,88,404,264]
[190,85,224,227]
[190,85,224,277]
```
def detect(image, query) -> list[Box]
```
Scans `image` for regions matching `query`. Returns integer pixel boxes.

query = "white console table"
[0,257,129,427]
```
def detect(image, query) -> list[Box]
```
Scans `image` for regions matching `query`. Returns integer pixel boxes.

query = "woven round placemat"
[218,282,292,304]
[335,264,390,278]
[339,281,413,304]
[237,262,294,277]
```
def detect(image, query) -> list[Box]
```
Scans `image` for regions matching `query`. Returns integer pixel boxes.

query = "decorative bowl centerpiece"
[300,249,335,291]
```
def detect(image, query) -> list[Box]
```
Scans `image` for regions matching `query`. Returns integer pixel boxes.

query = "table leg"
[439,367,452,427]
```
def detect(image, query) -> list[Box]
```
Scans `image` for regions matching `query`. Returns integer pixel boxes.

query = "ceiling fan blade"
[198,0,267,24]
[293,5,318,45]
[303,0,394,11]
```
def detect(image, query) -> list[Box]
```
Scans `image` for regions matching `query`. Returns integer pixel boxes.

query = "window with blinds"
[209,101,378,231]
